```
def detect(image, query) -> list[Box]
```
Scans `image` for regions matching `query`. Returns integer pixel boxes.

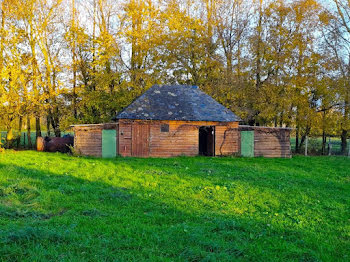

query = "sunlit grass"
[0,151,349,261]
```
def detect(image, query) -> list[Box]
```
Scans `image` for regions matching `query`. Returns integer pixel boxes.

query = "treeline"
[0,0,349,154]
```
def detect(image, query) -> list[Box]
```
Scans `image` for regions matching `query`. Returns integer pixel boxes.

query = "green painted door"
[241,131,254,157]
[102,129,117,158]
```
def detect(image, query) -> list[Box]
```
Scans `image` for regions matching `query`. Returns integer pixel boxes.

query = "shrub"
[67,144,81,157]
[0,140,4,153]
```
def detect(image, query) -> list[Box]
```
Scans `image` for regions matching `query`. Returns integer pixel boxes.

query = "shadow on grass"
[0,159,348,261]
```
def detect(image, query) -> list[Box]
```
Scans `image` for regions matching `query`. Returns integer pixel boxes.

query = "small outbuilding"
[72,85,291,158]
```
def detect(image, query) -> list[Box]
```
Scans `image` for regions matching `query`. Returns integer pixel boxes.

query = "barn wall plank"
[253,129,290,158]
[74,128,103,157]
[73,123,118,157]
[117,119,240,157]
[119,120,132,157]
[237,126,291,158]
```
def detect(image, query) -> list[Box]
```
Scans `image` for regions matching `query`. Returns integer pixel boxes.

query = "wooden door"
[132,123,150,157]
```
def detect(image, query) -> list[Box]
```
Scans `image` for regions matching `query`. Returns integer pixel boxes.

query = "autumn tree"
[321,0,350,154]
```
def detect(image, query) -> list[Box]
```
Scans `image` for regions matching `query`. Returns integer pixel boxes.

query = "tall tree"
[324,0,350,154]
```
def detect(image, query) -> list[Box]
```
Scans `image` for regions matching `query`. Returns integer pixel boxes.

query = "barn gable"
[115,85,241,122]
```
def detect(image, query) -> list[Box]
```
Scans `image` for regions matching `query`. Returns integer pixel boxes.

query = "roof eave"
[116,117,240,122]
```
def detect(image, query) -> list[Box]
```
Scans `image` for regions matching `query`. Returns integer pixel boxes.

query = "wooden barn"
[72,85,291,158]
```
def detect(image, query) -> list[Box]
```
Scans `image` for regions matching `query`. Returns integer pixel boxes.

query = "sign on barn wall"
[241,131,254,157]
[102,129,117,158]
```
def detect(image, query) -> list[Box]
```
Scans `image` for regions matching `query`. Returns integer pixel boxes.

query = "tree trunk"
[341,91,349,154]
[54,127,61,137]
[322,130,326,155]
[6,121,14,149]
[52,114,61,137]
[299,126,311,151]
[17,116,22,148]
[321,111,326,155]
[47,115,51,137]
[36,115,41,139]
[48,107,61,137]
[27,116,32,149]
[295,125,299,153]
[72,0,77,119]
[279,113,283,127]
[341,129,348,155]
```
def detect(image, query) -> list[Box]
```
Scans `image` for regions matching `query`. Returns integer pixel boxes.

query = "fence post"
[328,137,332,156]
[305,136,308,156]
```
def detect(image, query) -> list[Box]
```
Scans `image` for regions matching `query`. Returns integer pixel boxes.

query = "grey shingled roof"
[116,85,241,122]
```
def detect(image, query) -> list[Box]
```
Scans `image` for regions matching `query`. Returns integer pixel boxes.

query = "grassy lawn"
[0,151,349,261]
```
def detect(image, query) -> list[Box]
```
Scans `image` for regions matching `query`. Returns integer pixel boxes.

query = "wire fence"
[0,131,73,149]
[291,137,350,156]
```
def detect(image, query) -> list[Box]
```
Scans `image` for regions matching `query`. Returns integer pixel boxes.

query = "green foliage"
[0,151,349,261]
[67,145,80,157]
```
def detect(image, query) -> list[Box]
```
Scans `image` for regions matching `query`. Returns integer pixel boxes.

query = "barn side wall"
[73,122,291,158]
[215,126,240,156]
[73,123,117,157]
[238,126,291,158]
[118,119,239,157]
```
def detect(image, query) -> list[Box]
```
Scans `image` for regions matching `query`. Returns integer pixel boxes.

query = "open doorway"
[199,126,215,156]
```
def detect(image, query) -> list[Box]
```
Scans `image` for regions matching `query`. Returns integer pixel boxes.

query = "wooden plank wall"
[118,119,240,157]
[74,122,291,158]
[238,126,291,158]
[149,121,198,157]
[118,121,132,156]
[215,125,240,156]
[74,127,102,157]
[73,123,117,157]
[132,123,150,157]
[254,129,291,158]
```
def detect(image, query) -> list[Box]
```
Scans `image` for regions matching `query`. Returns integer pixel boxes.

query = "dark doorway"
[199,126,215,156]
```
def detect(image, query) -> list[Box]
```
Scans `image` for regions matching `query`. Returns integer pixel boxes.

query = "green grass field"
[0,151,349,261]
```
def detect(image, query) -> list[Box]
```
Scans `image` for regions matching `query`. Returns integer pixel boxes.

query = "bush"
[67,144,81,157]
